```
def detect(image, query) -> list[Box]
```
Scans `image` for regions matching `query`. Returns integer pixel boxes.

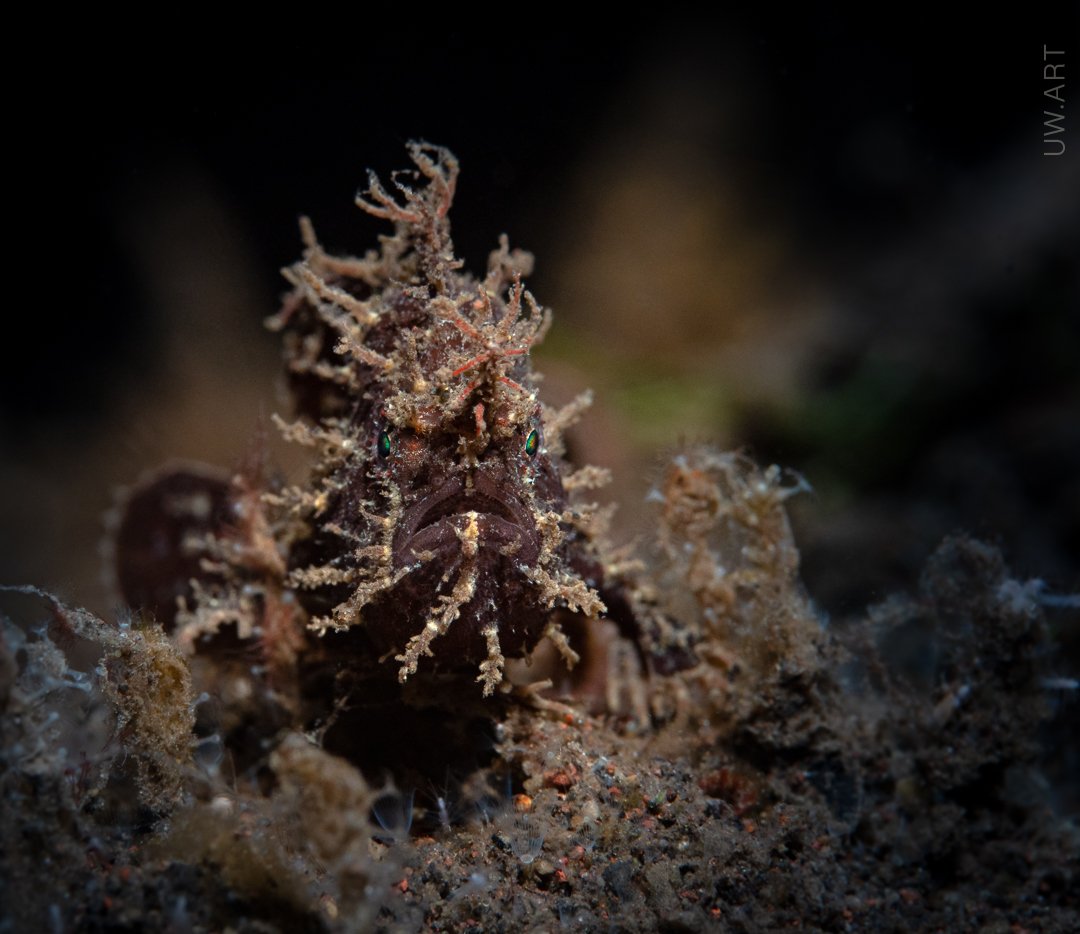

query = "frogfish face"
[357,402,566,675]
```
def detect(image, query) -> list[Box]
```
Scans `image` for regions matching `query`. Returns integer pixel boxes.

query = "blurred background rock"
[2,12,1076,640]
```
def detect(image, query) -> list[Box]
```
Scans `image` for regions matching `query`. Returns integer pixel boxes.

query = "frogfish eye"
[377,429,392,458]
[525,428,540,457]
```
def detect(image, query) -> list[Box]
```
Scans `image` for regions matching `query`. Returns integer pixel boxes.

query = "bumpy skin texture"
[263,143,609,695]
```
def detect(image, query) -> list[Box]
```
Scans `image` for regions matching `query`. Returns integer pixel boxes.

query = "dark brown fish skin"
[108,463,234,631]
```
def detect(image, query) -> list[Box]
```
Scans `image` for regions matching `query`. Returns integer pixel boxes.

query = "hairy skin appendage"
[113,142,620,697]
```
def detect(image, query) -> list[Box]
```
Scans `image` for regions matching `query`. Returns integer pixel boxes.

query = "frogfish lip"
[393,473,539,567]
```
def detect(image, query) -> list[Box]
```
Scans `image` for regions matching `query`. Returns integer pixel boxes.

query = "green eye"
[377,429,391,458]
[525,428,540,457]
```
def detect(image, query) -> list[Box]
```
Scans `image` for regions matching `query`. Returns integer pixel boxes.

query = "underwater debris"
[635,447,828,730]
[649,446,815,666]
[1,585,193,809]
[0,587,195,932]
